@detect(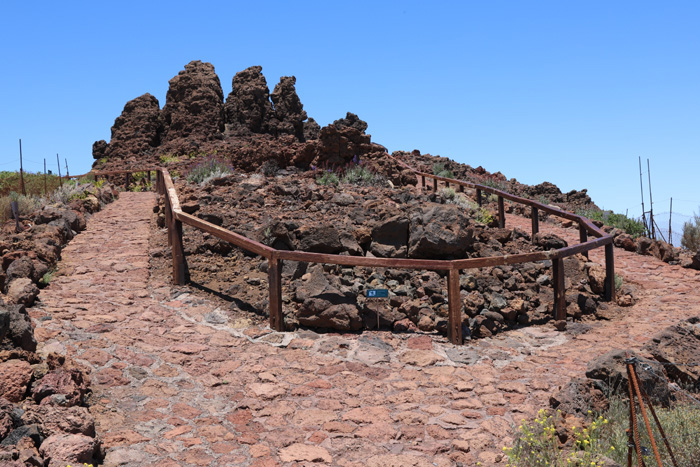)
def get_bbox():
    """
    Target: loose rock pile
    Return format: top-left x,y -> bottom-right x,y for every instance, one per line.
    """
154,169 -> 618,339
0,181 -> 118,466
